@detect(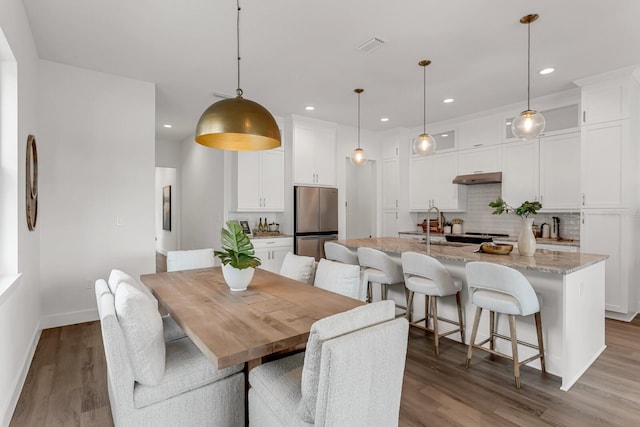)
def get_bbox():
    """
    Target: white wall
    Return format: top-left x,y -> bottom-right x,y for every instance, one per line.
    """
38,60 -> 156,328
156,138 -> 181,168
0,1 -> 42,425
180,136 -> 225,253
155,167 -> 179,254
